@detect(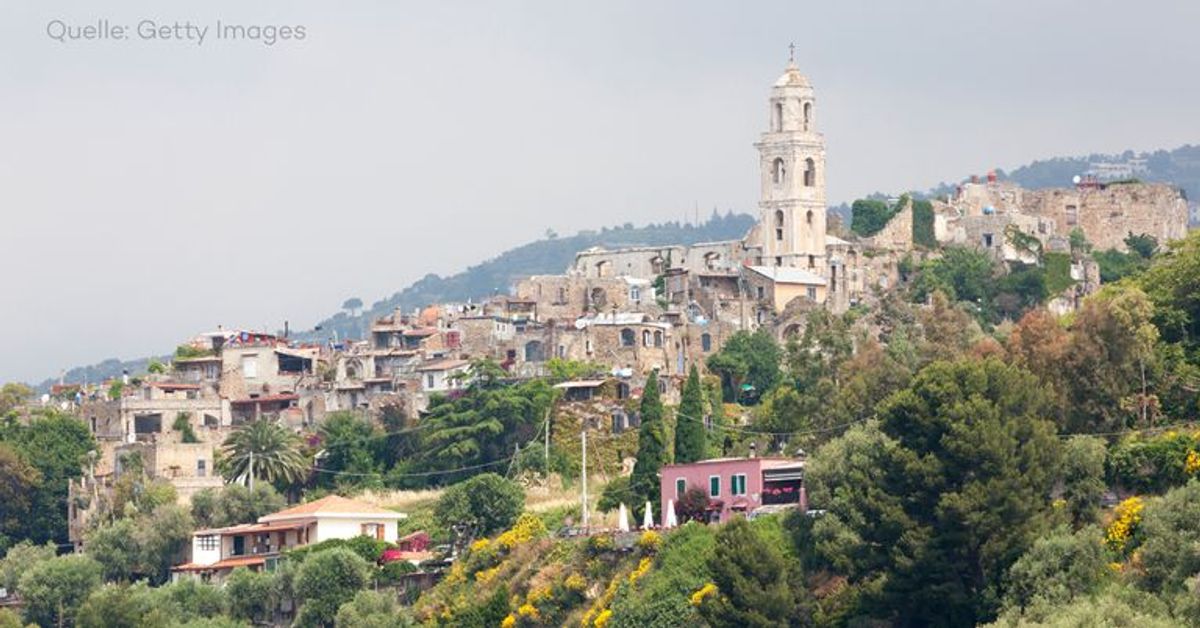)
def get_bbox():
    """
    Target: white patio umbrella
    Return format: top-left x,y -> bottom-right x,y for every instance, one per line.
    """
618,503 -> 631,532
665,499 -> 678,529
643,501 -> 654,529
